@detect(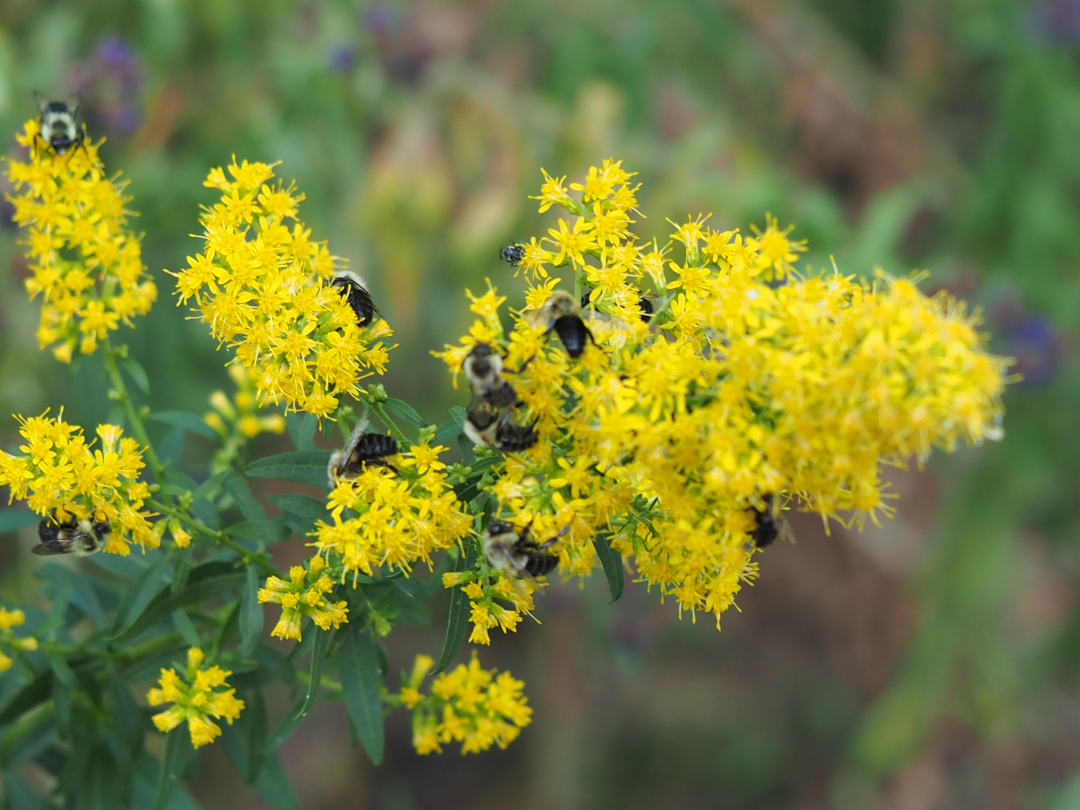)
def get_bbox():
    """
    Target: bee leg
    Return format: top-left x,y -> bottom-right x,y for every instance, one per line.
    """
538,524 -> 571,549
